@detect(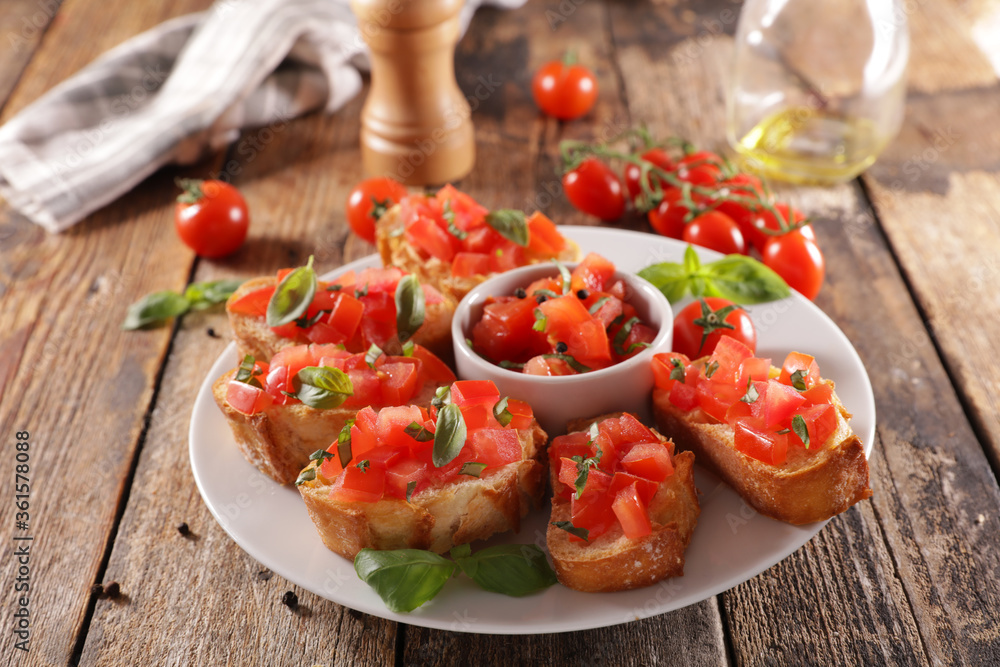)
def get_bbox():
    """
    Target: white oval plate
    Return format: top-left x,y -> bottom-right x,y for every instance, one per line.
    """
189,227 -> 875,635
